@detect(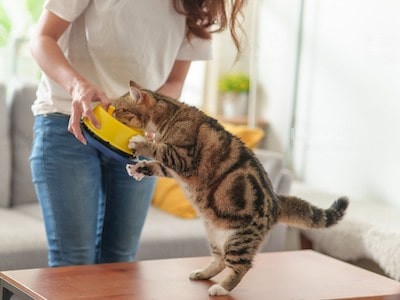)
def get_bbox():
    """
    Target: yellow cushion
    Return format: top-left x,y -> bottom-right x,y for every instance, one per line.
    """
220,122 -> 264,149
151,123 -> 264,218
152,177 -> 197,219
